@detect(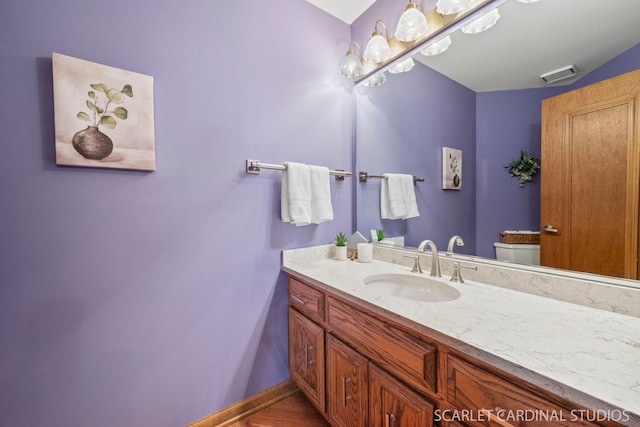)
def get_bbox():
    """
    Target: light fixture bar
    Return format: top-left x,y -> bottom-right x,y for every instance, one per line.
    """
354,0 -> 509,86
